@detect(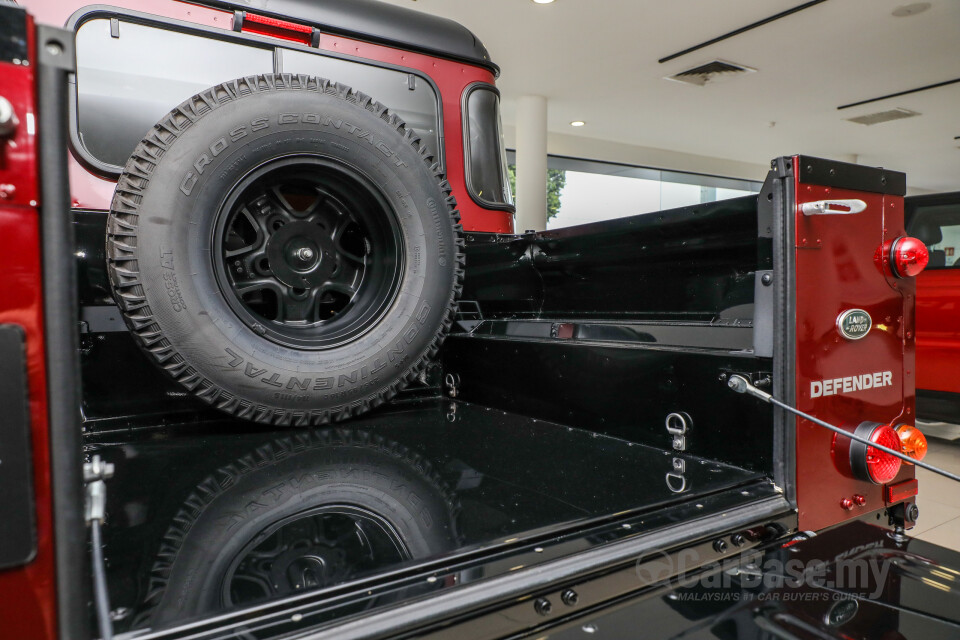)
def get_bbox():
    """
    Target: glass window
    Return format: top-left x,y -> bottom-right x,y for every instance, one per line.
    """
281,50 -> 442,163
75,18 -> 274,168
907,199 -> 960,269
505,152 -> 762,230
464,86 -> 513,208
